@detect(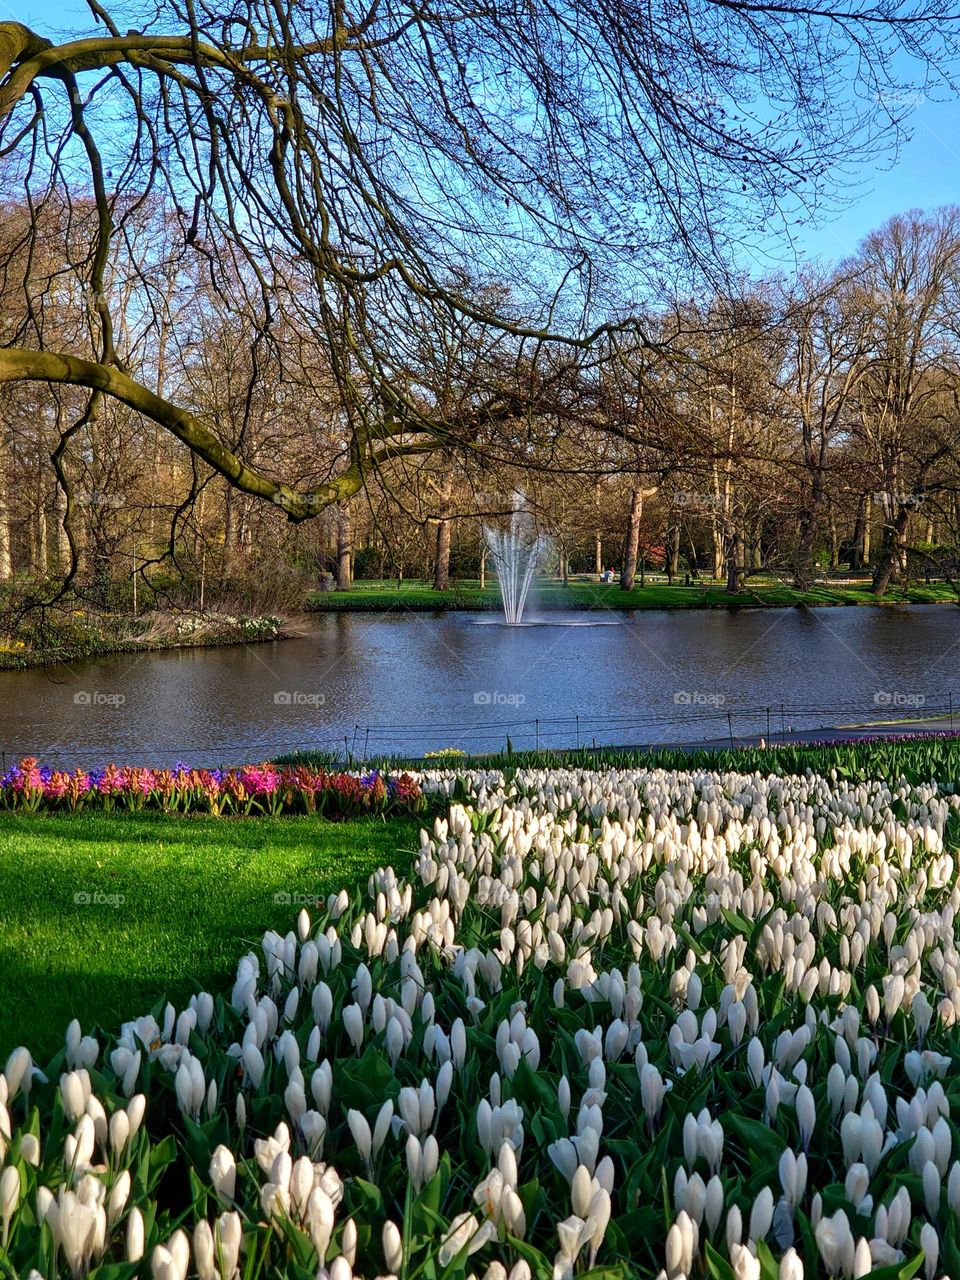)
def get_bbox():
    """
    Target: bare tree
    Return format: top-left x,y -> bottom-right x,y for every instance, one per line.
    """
1,0 -> 958,577
845,211 -> 960,593
777,272 -> 870,589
